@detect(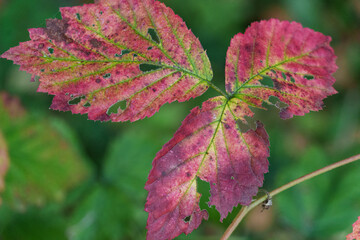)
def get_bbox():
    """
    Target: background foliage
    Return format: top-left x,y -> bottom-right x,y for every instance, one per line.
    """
0,0 -> 359,239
